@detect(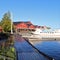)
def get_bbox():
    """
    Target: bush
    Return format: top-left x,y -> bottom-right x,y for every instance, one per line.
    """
0,32 -> 10,40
